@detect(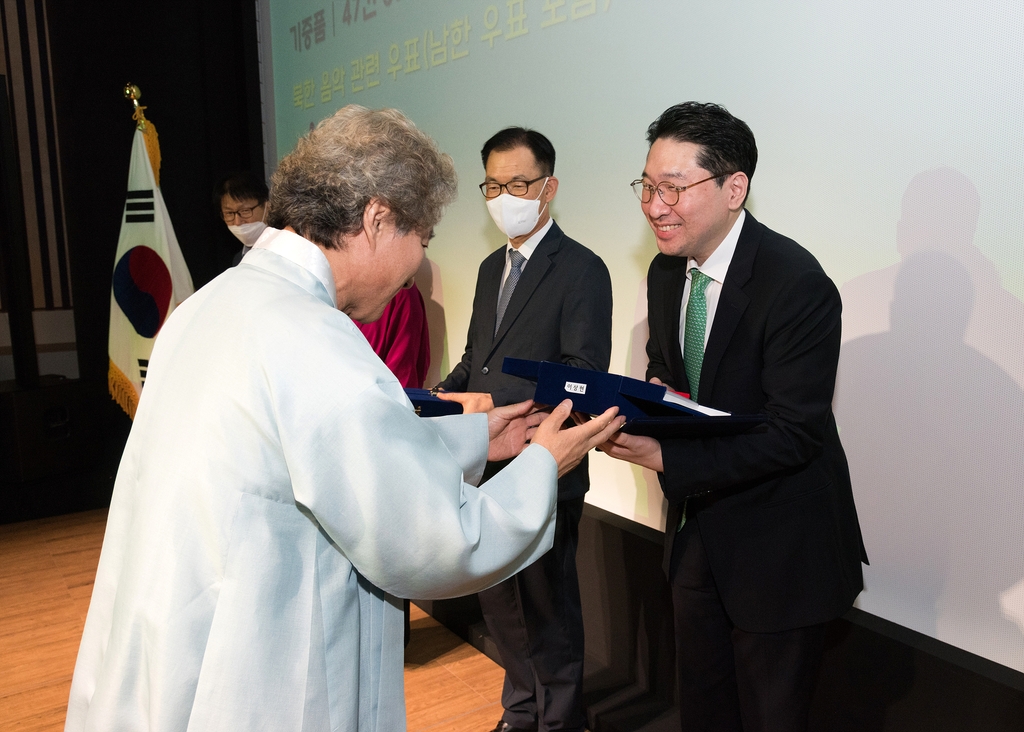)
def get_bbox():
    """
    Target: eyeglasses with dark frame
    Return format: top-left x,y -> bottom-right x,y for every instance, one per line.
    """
479,175 -> 547,199
630,172 -> 735,206
221,206 -> 260,223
